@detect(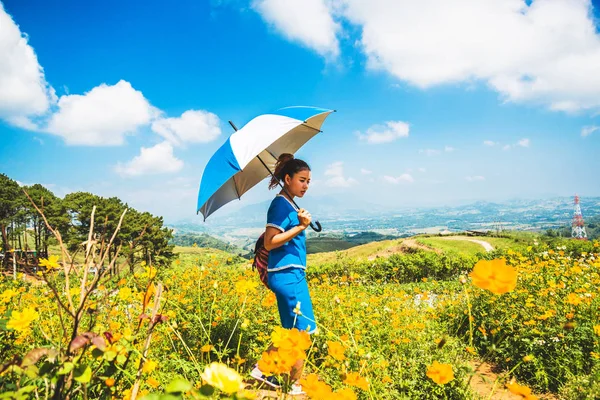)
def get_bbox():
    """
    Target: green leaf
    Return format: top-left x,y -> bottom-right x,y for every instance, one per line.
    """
57,362 -> 74,375
165,377 -> 192,394
140,395 -> 180,400
103,350 -> 117,362
74,364 -> 92,383
24,365 -> 39,379
199,384 -> 215,396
